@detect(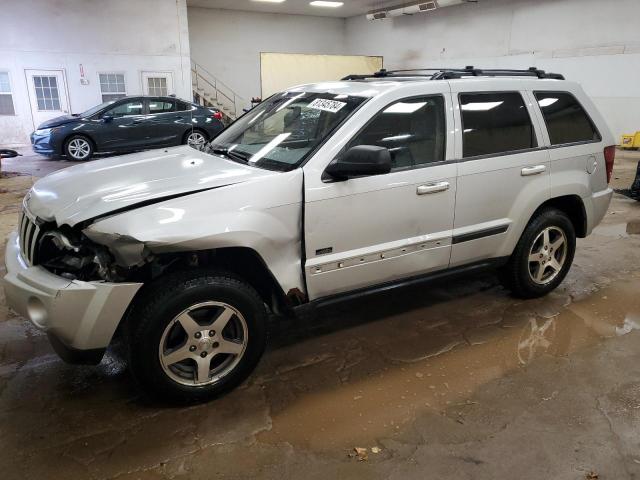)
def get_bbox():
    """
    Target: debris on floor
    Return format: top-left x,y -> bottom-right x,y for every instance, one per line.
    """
348,447 -> 368,461
585,471 -> 599,479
